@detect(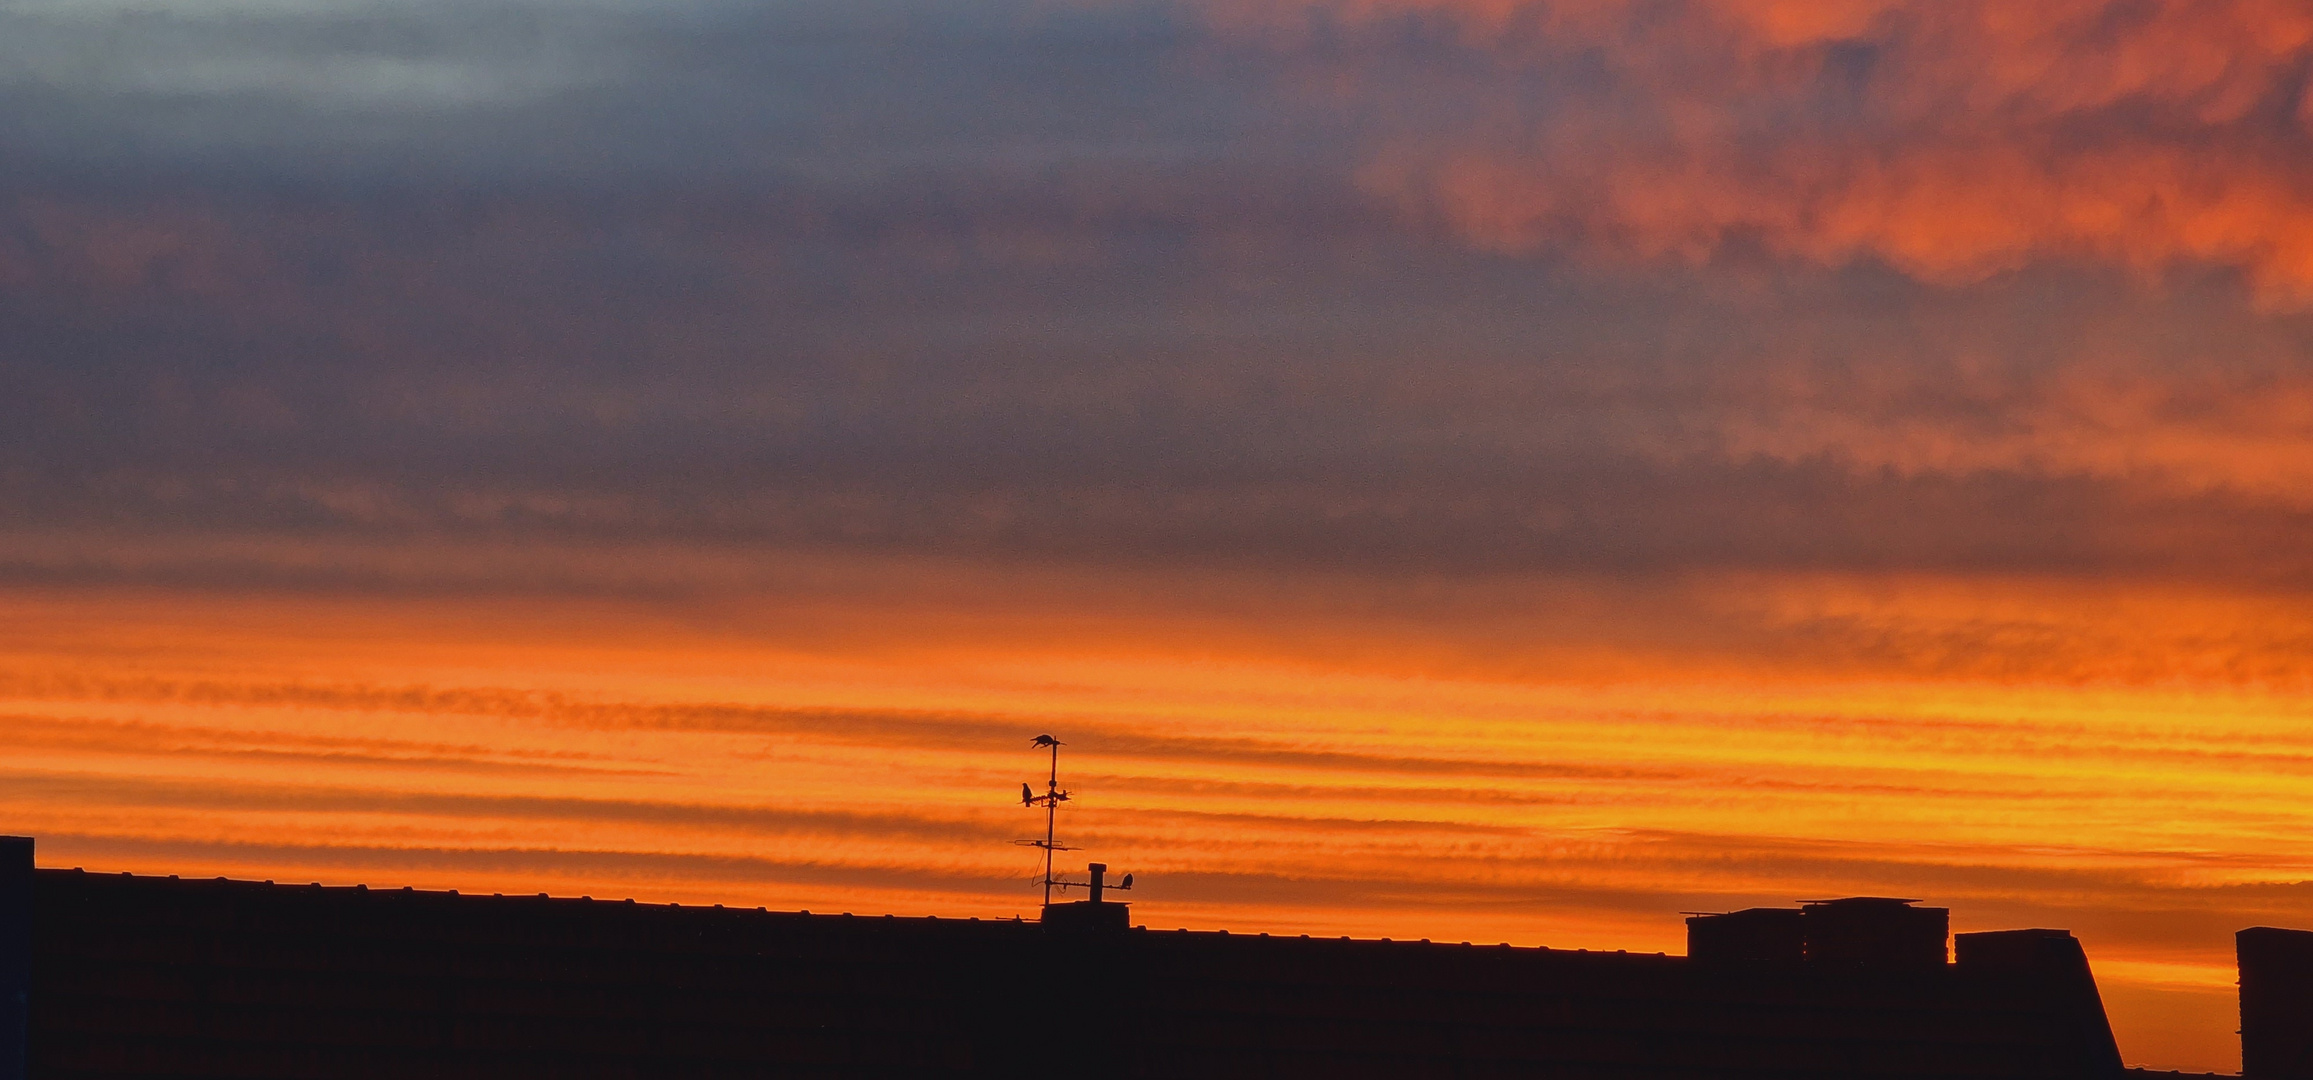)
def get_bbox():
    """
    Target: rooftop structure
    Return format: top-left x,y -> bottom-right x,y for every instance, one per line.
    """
0,835 -> 2177,1079
2241,926 -> 2313,1080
